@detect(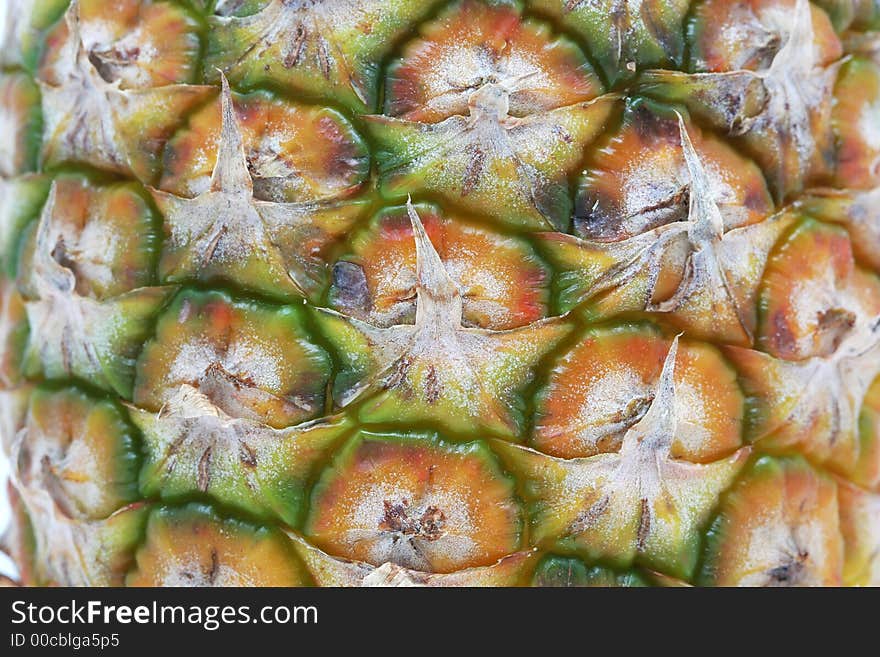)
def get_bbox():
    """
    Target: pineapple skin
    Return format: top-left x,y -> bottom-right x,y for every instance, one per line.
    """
0,0 -> 879,587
